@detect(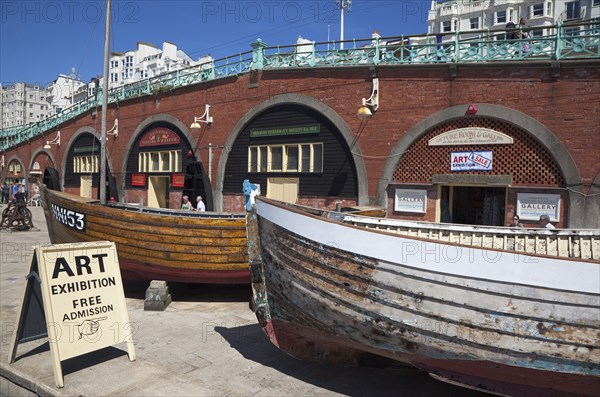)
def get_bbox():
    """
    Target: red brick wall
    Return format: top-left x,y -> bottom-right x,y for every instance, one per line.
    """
4,62 -> 599,207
